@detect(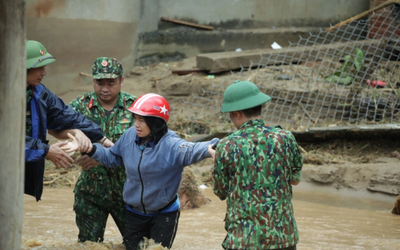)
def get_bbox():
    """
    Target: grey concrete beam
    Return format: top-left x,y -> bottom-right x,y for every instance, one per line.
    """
196,39 -> 382,73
